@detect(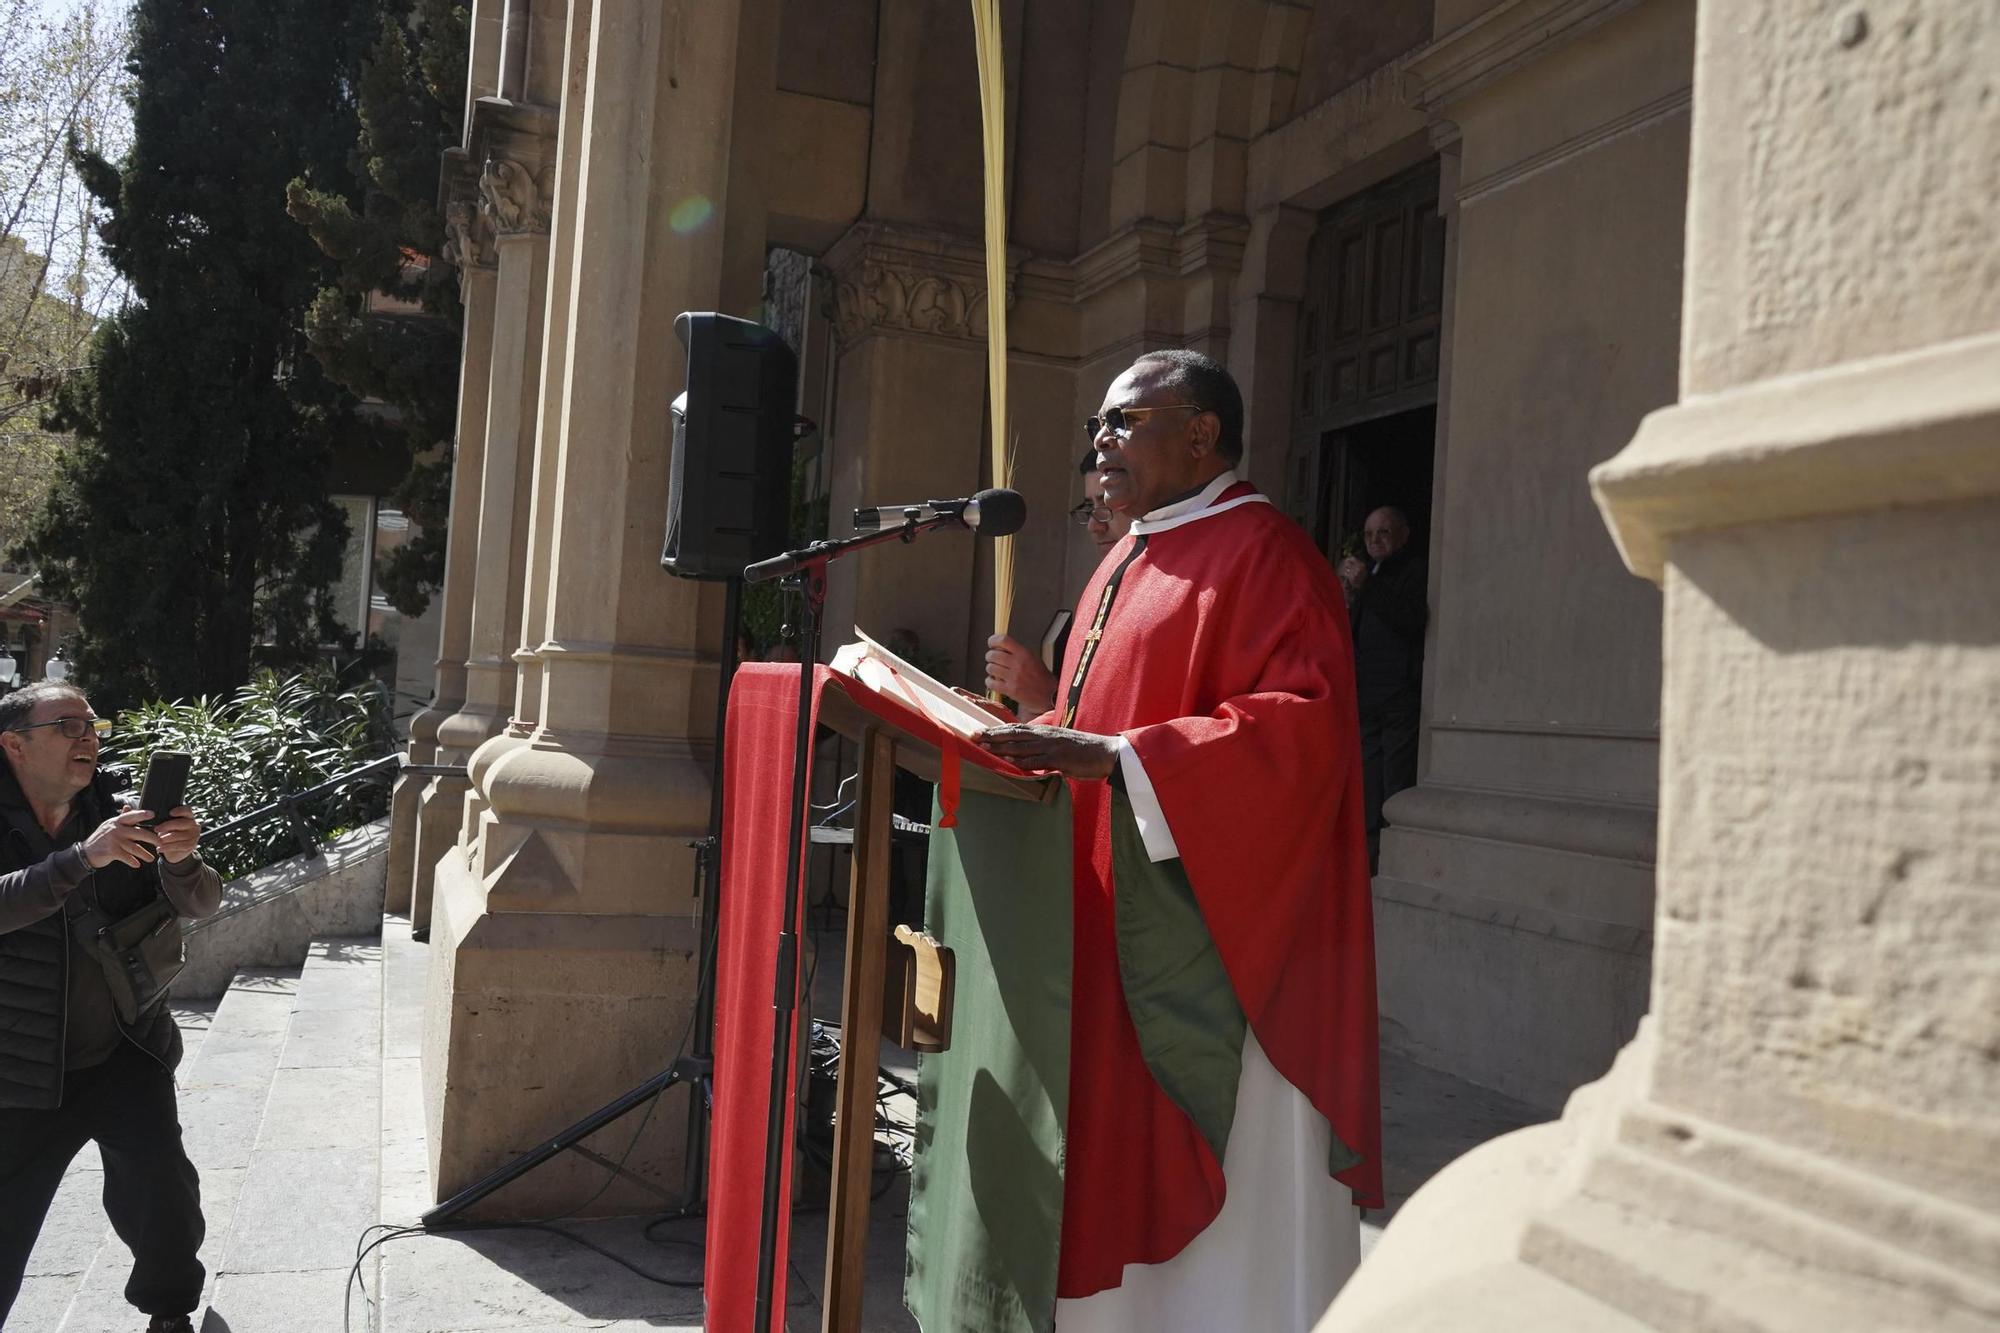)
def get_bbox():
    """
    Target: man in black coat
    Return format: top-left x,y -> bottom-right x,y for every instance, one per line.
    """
1340,506 -> 1428,870
0,682 -> 221,1333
